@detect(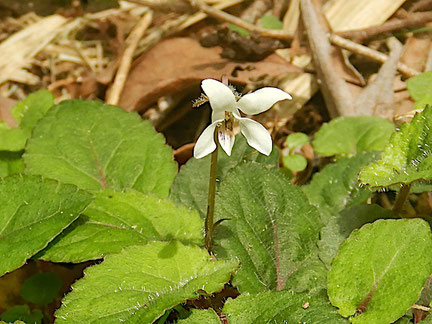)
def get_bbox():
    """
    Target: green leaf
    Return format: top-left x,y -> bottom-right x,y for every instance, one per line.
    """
178,309 -> 220,323
328,219 -> 432,323
24,100 -> 176,196
214,163 -> 323,293
285,132 -> 309,151
313,116 -> 394,157
282,154 -> 307,172
170,136 -> 279,218
37,189 -> 203,262
0,90 -> 55,152
0,175 -> 92,277
11,90 -> 54,130
318,204 -> 396,268
20,272 -> 62,306
0,305 -> 42,324
407,71 -> 432,101
0,151 -> 24,177
223,289 -> 347,323
227,24 -> 250,37
258,15 -> 283,30
303,152 -> 378,223
55,241 -> 237,324
0,123 -> 27,152
359,106 -> 432,188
